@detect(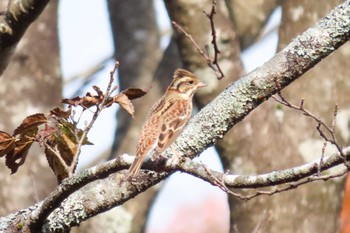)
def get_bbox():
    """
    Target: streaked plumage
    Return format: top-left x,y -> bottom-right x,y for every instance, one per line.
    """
126,68 -> 206,178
